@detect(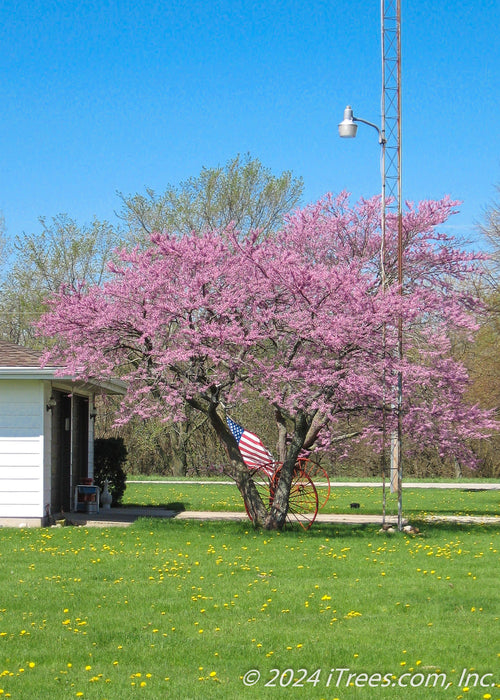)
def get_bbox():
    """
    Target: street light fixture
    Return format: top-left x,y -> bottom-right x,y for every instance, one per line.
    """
338,106 -> 386,145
